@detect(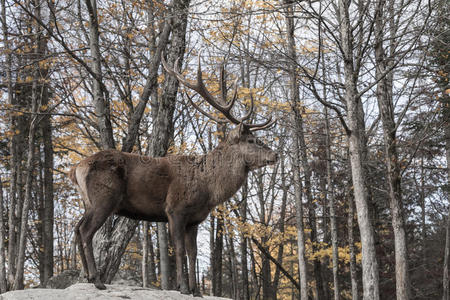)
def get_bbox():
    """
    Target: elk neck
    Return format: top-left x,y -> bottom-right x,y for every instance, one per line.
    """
202,143 -> 249,207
